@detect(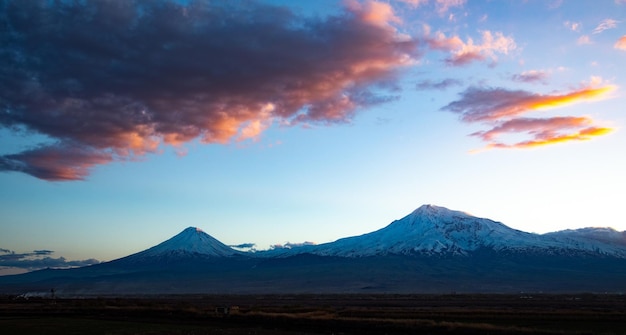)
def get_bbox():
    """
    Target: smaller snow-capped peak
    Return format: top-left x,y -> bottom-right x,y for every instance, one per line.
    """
129,227 -> 241,259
